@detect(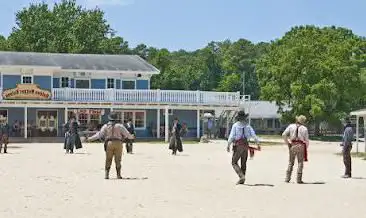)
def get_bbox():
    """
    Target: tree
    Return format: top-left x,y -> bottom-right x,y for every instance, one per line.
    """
256,26 -> 364,134
7,0 -> 112,53
0,35 -> 8,50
